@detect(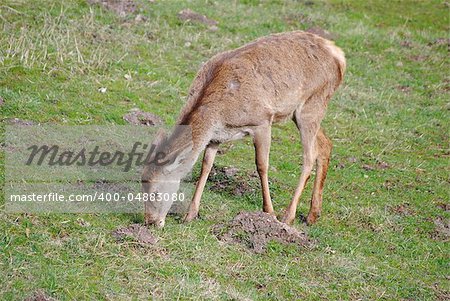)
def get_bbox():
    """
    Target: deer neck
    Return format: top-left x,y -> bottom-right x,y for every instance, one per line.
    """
164,118 -> 214,180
